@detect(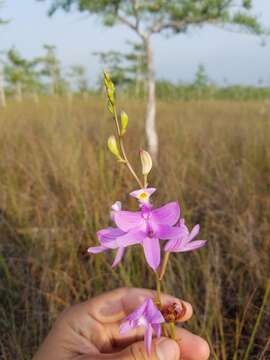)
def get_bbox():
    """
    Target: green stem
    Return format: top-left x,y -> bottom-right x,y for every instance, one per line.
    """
119,137 -> 144,188
169,322 -> 176,340
112,105 -> 143,188
162,323 -> 169,337
155,272 -> 161,307
159,252 -> 170,280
